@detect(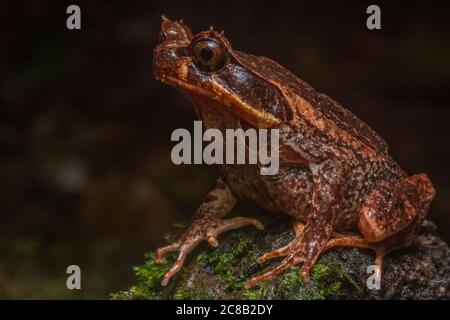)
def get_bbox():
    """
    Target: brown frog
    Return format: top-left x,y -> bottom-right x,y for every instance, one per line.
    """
152,17 -> 436,289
